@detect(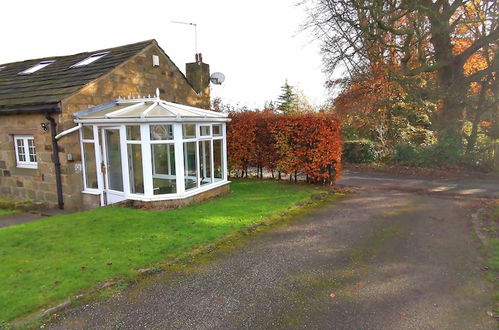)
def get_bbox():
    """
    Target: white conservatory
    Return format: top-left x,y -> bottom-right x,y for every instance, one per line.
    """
74,94 -> 230,206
